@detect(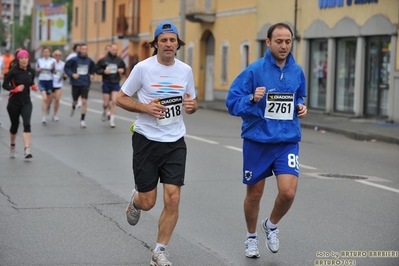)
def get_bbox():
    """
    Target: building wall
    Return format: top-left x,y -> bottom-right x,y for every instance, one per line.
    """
67,0 -> 399,122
